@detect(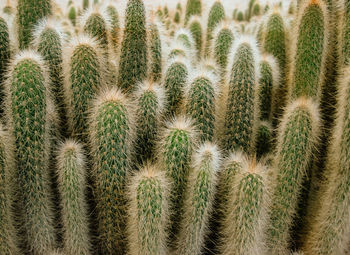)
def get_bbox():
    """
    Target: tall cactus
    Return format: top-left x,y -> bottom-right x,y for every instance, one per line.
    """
184,0 -> 202,25
184,68 -> 218,142
118,0 -> 147,93
188,16 -> 203,59
63,35 -> 104,141
304,67 -> 350,255
220,157 -> 269,255
149,22 -> 163,82
176,143 -> 221,255
288,0 -> 329,101
106,5 -> 120,54
89,88 -> 133,254
57,140 -> 91,255
0,15 -> 10,115
267,98 -> 320,254
205,1 -> 225,56
17,0 -> 52,49
5,51 -> 56,254
127,165 -> 169,255
158,116 -> 196,243
223,35 -> 260,154
134,81 -> 165,164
